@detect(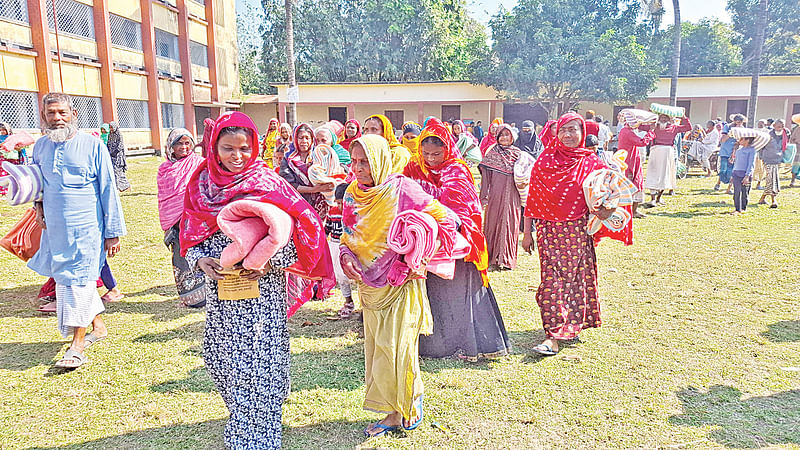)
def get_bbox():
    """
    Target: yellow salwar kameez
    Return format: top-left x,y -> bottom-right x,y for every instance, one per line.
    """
340,135 -> 457,422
